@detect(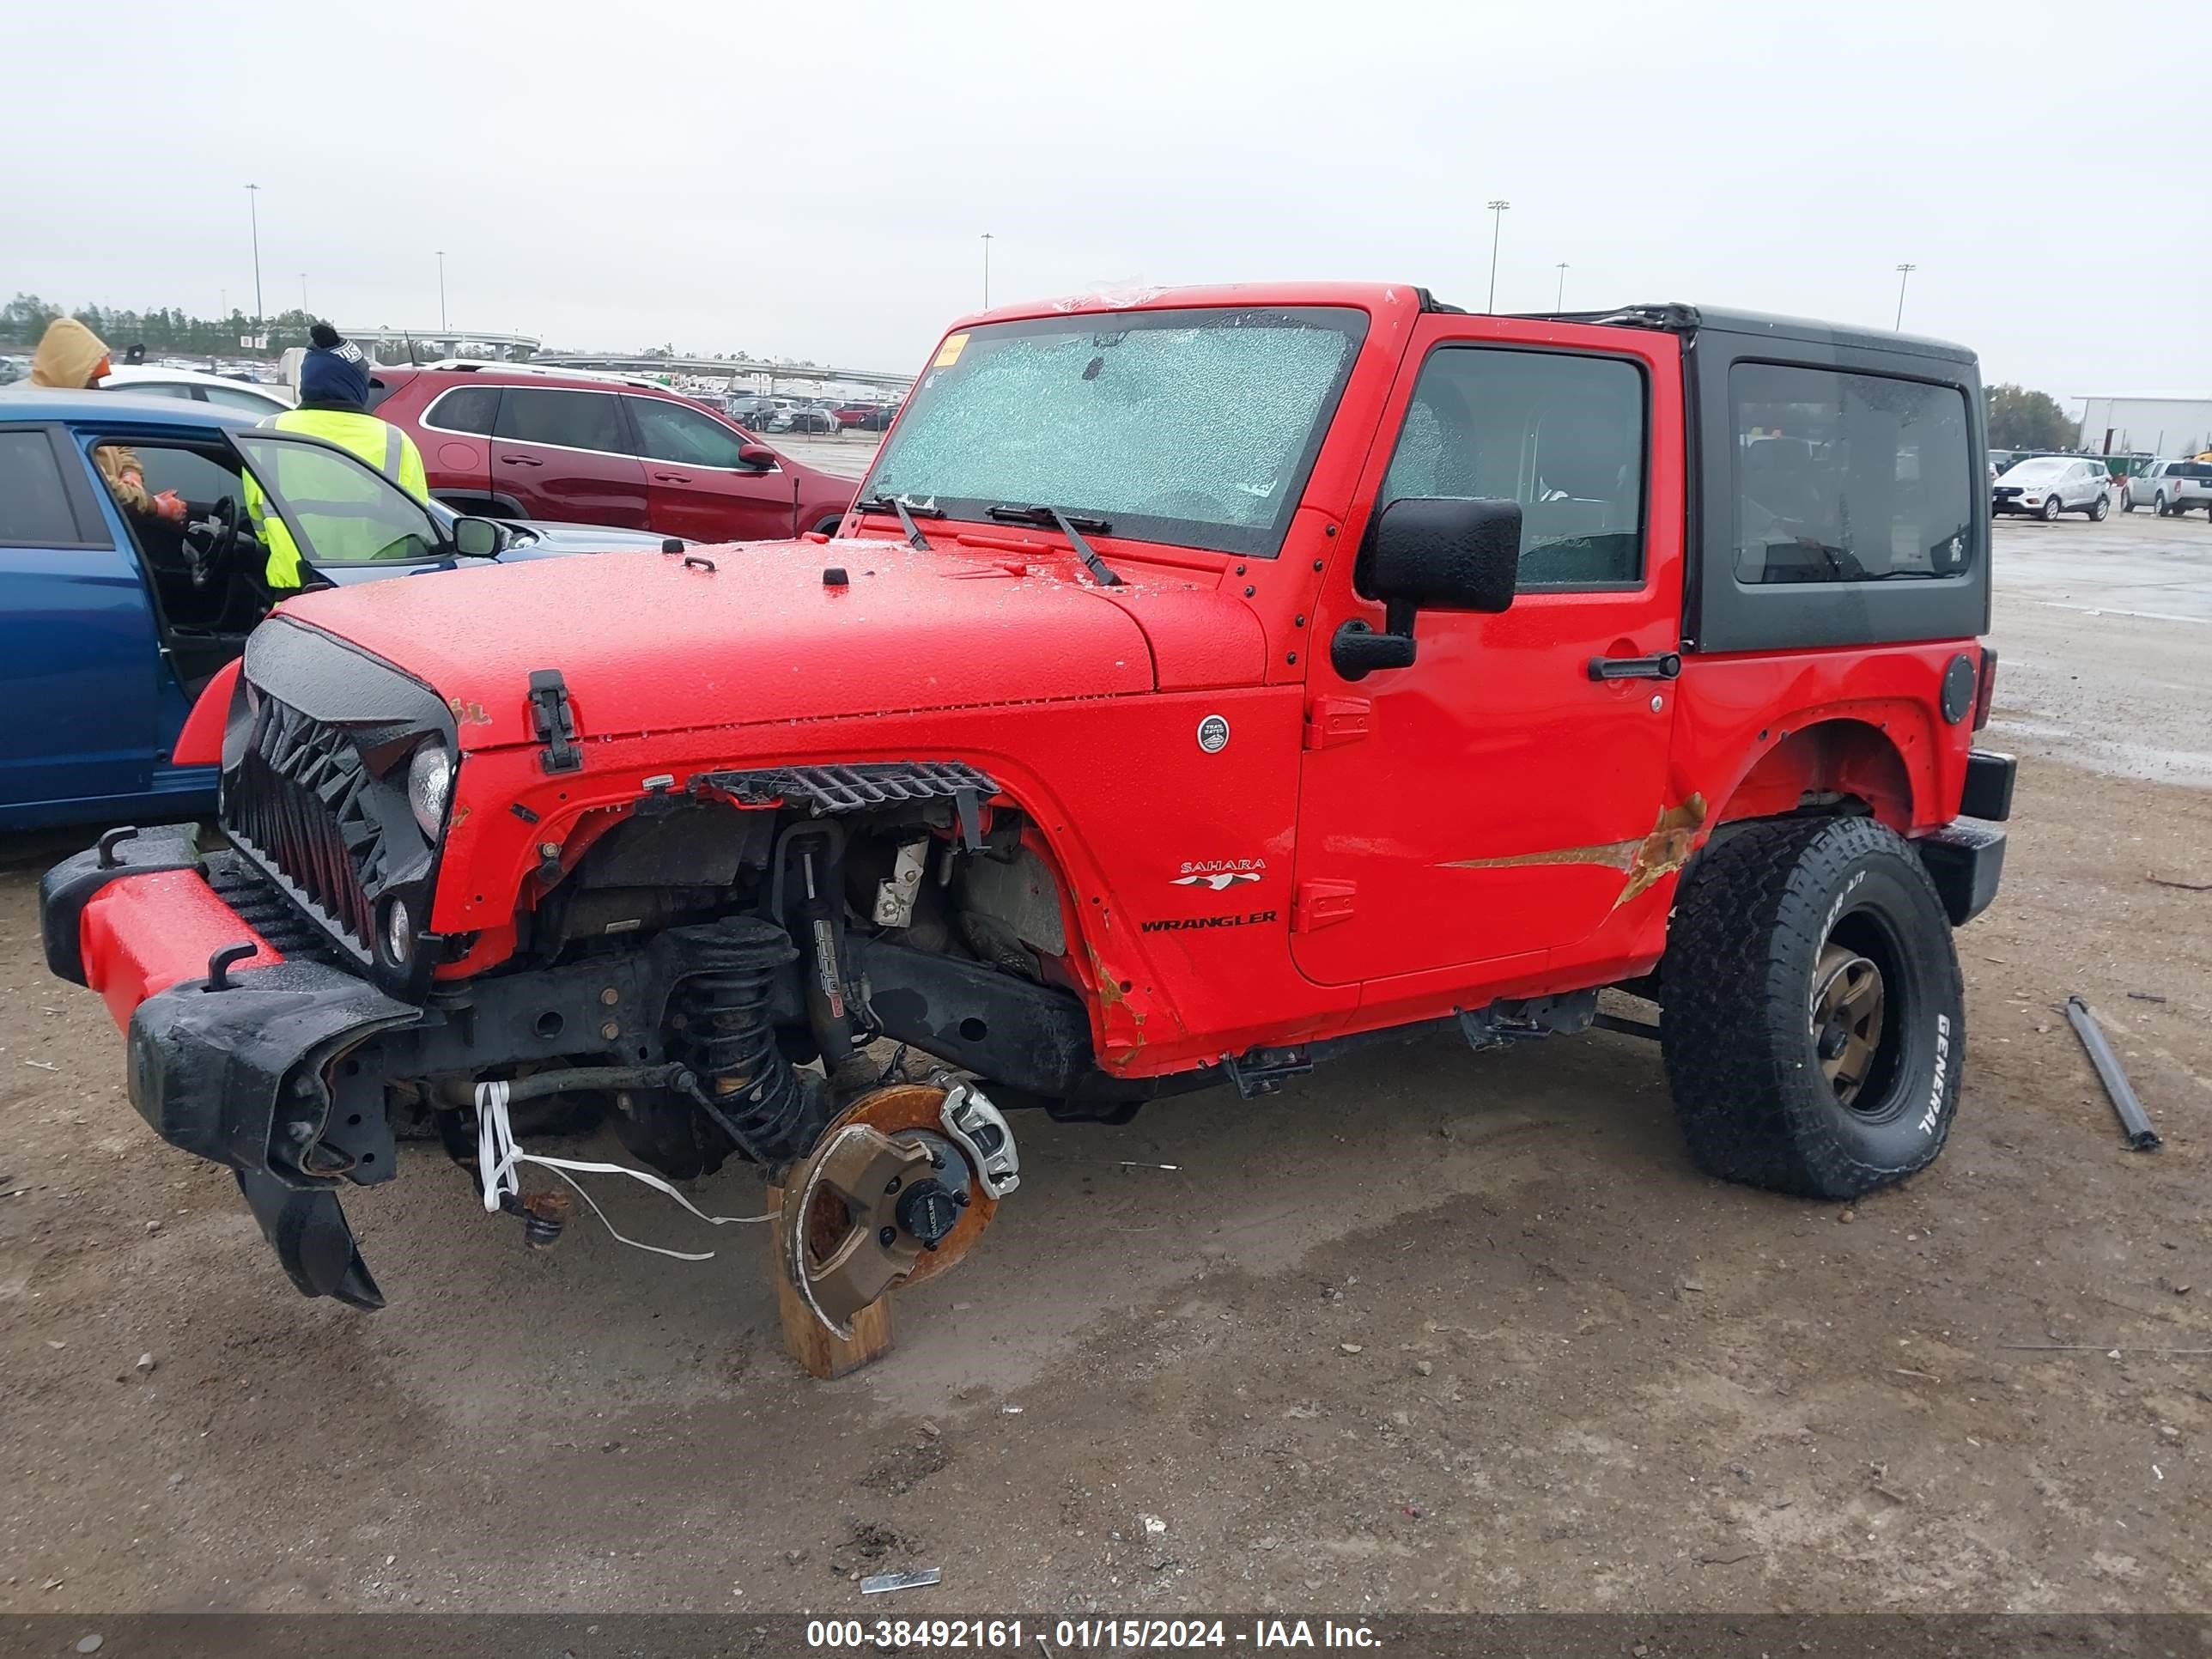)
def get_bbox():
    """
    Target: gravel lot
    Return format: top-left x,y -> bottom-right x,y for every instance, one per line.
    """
3,514 -> 2209,1616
